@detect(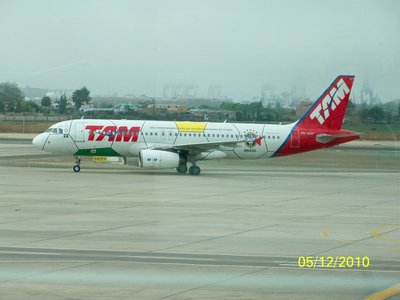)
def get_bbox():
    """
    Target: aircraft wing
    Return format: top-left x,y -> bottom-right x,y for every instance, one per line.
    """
152,139 -> 246,154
